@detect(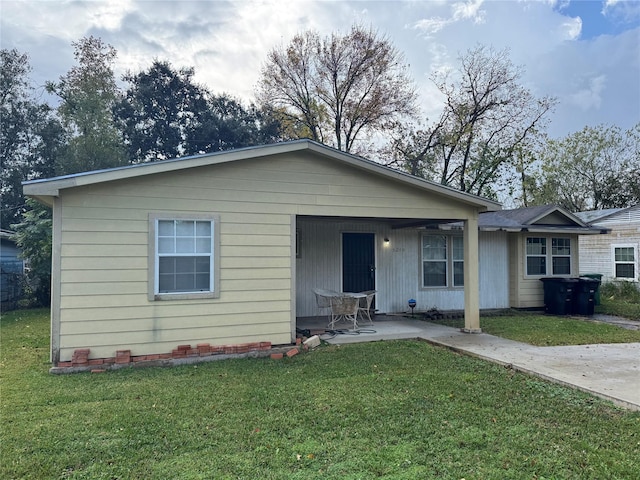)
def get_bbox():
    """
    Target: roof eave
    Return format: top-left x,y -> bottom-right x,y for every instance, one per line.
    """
306,142 -> 501,211
475,225 -> 610,234
524,226 -> 610,235
23,141 -> 313,198
22,139 -> 502,211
